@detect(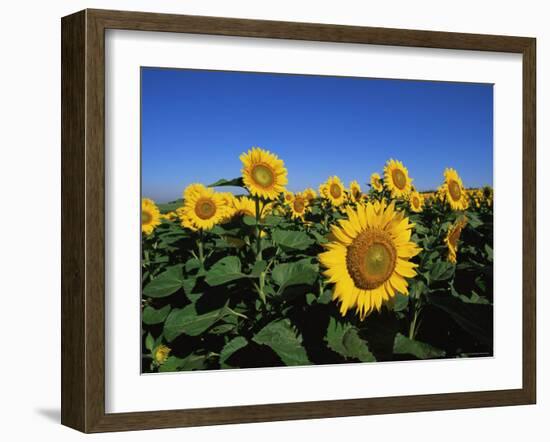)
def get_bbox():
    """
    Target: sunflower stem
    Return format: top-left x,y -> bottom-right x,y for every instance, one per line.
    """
197,230 -> 205,264
254,196 -> 263,261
